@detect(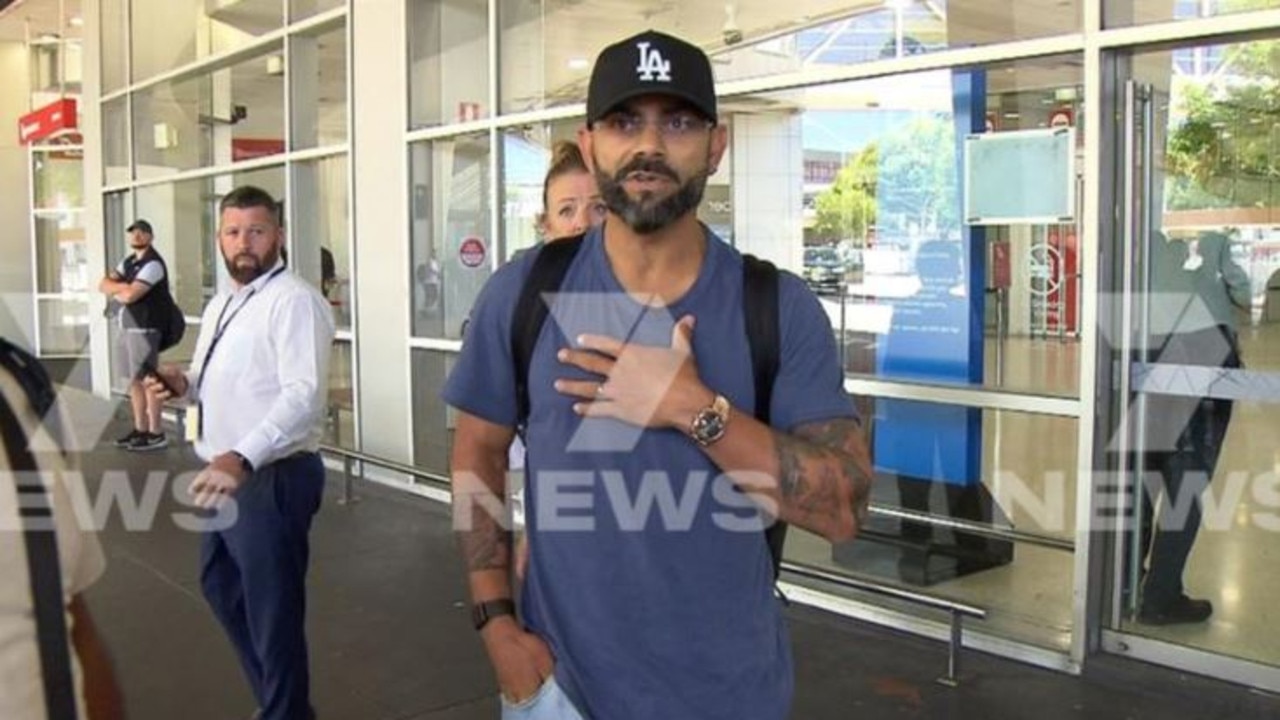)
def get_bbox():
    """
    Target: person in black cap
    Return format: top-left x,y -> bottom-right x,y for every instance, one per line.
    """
444,29 -> 871,720
98,219 -> 172,451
